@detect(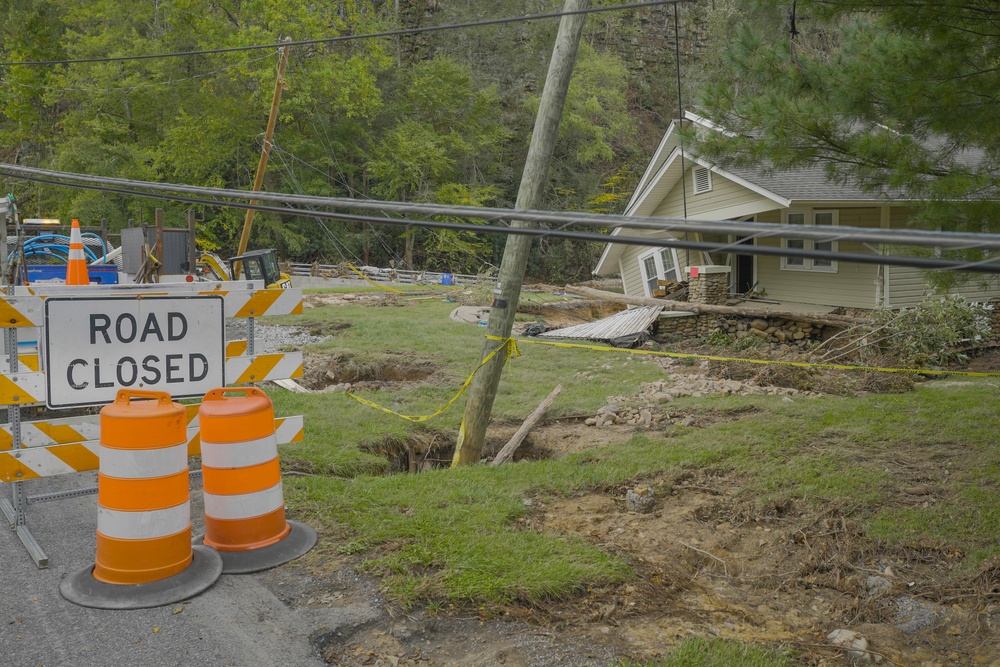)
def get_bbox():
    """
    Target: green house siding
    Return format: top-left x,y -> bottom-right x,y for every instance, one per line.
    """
610,160 -> 1000,309
753,208 -> 880,309
650,172 -> 772,219
888,266 -> 1000,307
885,208 -> 1000,306
618,231 -> 697,296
